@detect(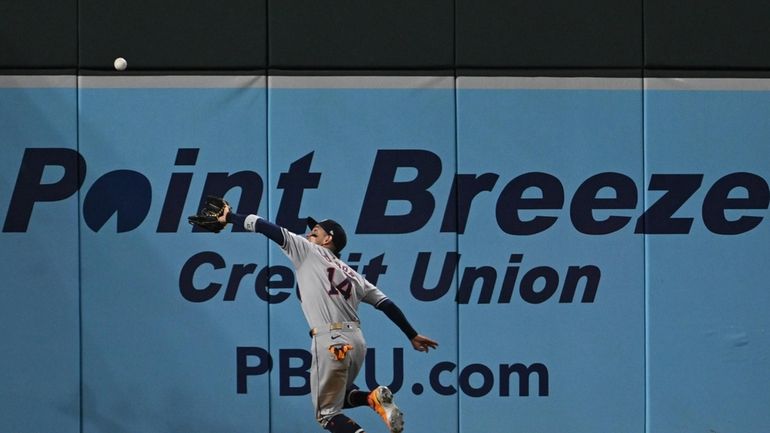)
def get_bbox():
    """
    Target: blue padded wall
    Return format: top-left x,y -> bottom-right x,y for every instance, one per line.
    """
456,77 -> 644,432
76,76 -> 269,433
644,78 -> 770,433
0,77 -> 80,433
